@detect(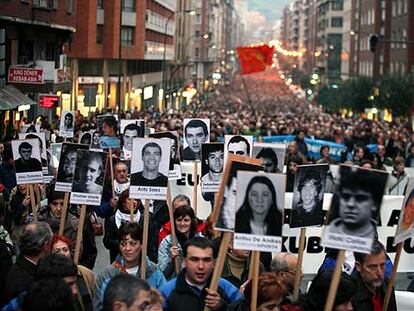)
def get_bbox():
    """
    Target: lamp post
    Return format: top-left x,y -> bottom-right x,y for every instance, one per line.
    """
161,9 -> 195,110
